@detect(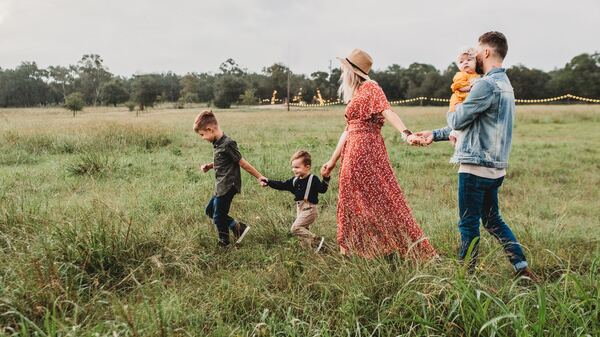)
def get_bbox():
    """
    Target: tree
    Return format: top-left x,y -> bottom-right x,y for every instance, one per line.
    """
213,74 -> 246,108
507,65 -> 551,99
219,58 -> 246,76
311,71 -> 329,92
0,62 -> 49,107
263,63 -> 290,98
159,72 -> 182,102
239,88 -> 258,105
65,92 -> 85,117
245,73 -> 270,101
547,53 -> 600,97
327,68 -> 341,100
131,74 -> 162,110
48,65 -> 76,102
196,73 -> 215,103
100,78 -> 129,106
76,54 -> 112,106
371,64 -> 408,101
180,73 -> 201,102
